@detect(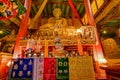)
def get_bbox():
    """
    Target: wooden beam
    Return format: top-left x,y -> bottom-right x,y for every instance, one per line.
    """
32,1 -> 84,6
9,17 -> 20,26
29,0 -> 48,29
95,0 -> 120,23
94,0 -> 109,18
